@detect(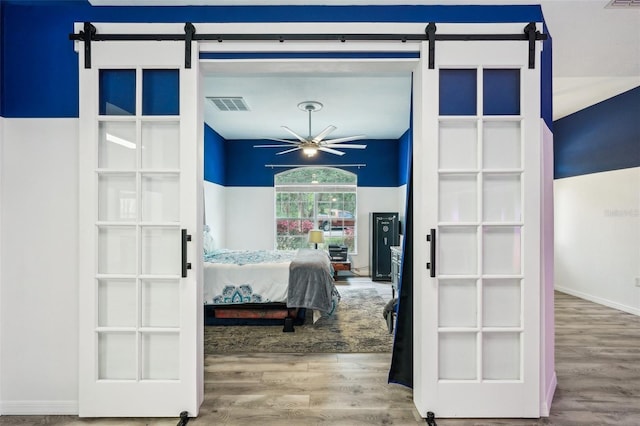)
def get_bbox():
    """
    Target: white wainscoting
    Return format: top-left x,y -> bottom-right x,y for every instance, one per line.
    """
1,118 -> 79,413
554,166 -> 640,316
204,180 -> 226,250
218,186 -> 405,274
